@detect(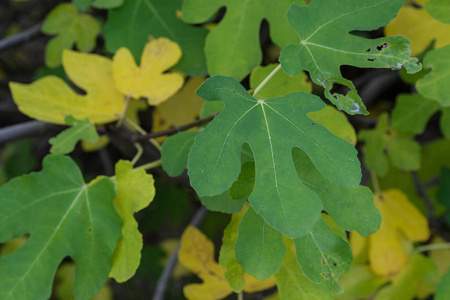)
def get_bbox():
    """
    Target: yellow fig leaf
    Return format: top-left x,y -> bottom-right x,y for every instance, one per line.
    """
369,189 -> 429,277
152,77 -> 206,137
385,0 -> 450,56
9,50 -> 125,125
113,38 -> 184,105
109,160 -> 155,282
179,226 -> 275,300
